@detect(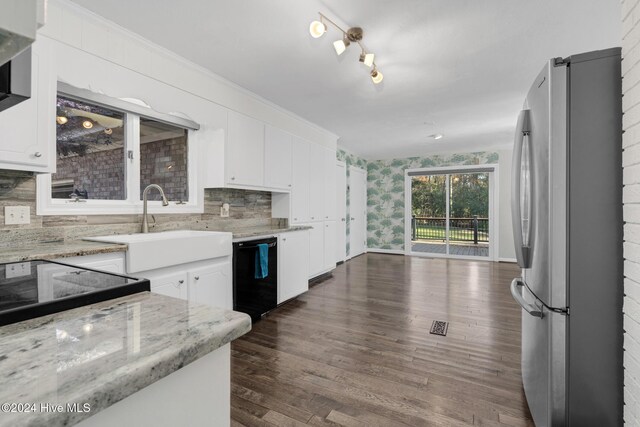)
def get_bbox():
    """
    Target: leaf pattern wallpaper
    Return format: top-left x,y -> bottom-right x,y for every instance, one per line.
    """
336,148 -> 368,257
366,152 -> 499,251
